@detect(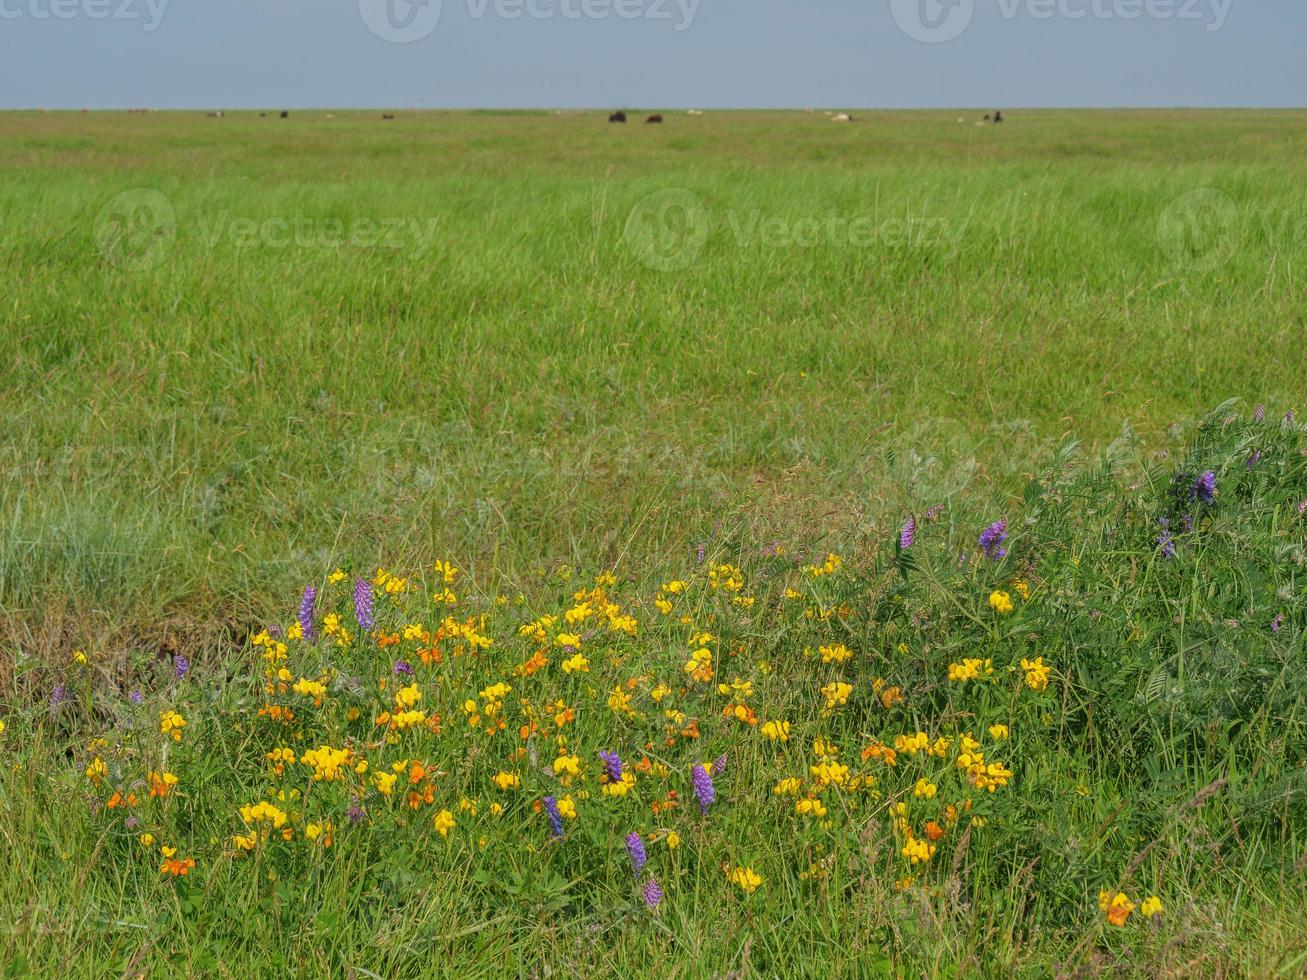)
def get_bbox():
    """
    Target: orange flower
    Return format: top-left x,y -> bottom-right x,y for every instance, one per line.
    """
925,821 -> 945,841
161,856 -> 196,877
